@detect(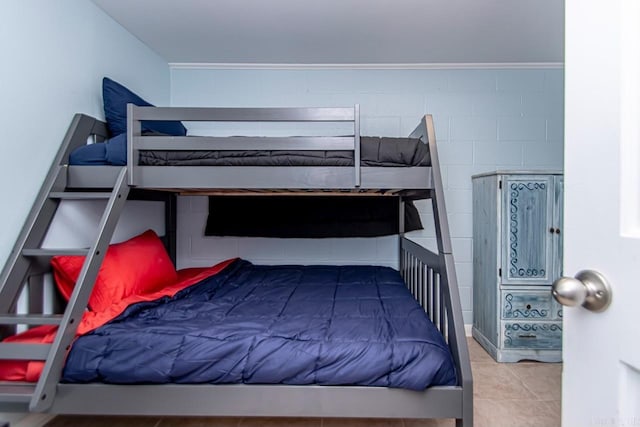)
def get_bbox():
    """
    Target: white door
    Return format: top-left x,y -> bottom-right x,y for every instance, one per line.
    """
562,0 -> 640,425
